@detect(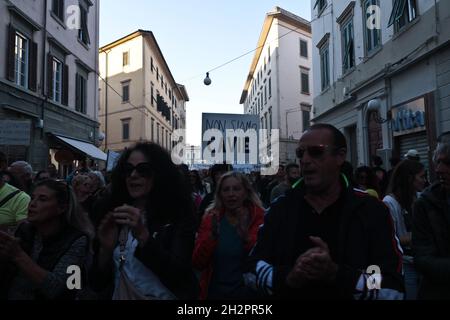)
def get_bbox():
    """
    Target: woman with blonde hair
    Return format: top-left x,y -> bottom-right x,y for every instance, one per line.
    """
193,171 -> 264,300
